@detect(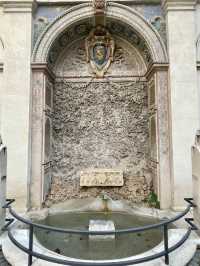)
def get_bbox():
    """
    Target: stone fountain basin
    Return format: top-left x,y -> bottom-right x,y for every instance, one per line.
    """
2,228 -> 199,266
1,198 -> 200,265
